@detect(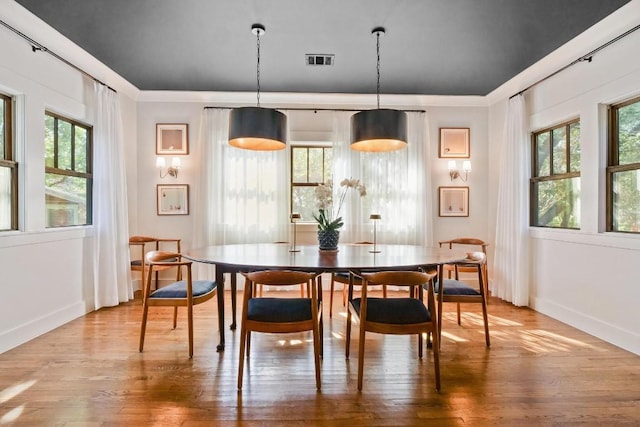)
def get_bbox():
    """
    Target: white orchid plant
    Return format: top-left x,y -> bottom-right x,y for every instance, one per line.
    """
313,178 -> 367,231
